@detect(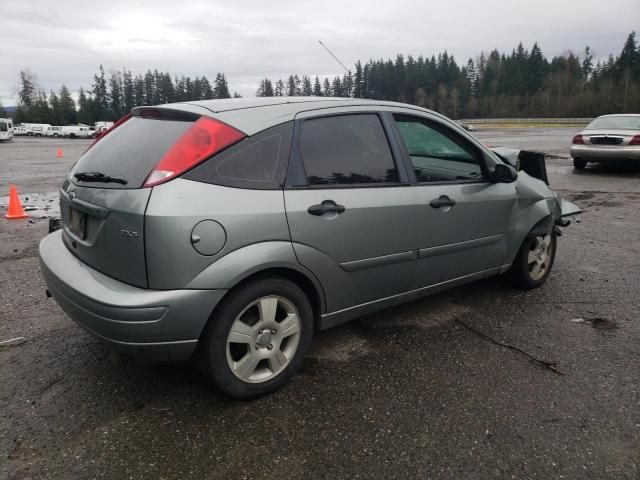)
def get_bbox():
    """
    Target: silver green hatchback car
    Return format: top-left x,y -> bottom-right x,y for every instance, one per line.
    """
39,97 -> 580,398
